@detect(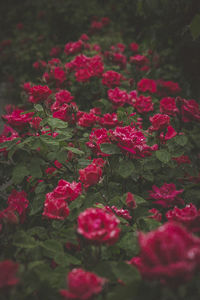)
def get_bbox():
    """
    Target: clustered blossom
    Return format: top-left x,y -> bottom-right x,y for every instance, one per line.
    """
0,125 -> 19,154
79,159 -> 104,189
42,180 -> 82,220
98,113 -> 122,128
51,89 -> 74,111
133,95 -> 154,114
64,40 -> 83,56
60,268 -> 106,300
181,99 -> 200,123
43,66 -> 66,87
109,125 -> 158,158
159,97 -> 178,116
86,128 -> 110,156
28,85 -> 52,103
77,207 -> 120,245
2,108 -> 34,130
107,87 -> 129,107
149,113 -> 177,142
148,183 -> 184,208
102,70 -> 123,88
66,54 -> 104,82
137,78 -> 157,94
129,222 -> 200,285
0,190 -> 29,226
166,204 -> 200,232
